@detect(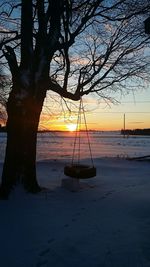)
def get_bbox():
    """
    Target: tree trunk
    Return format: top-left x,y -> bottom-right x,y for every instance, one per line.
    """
0,89 -> 45,199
